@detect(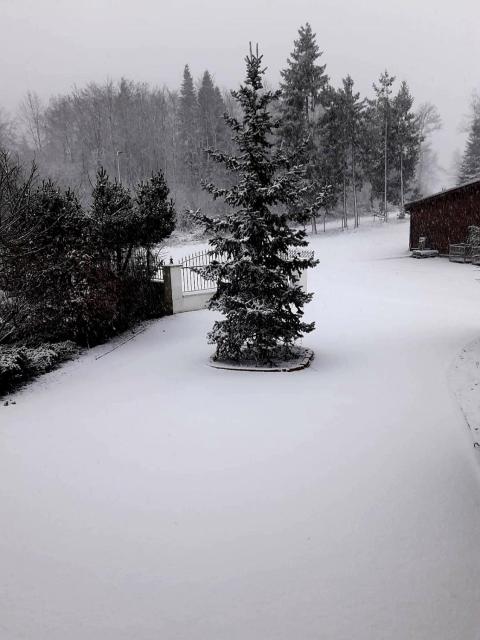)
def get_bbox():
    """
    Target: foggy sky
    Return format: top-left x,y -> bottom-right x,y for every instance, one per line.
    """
1,0 -> 479,180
